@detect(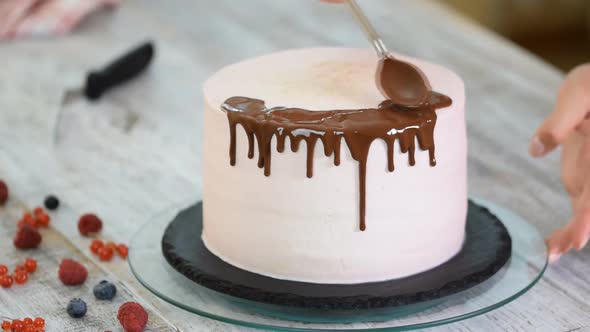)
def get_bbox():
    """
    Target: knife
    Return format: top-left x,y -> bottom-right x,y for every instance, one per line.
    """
54,41 -> 155,143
